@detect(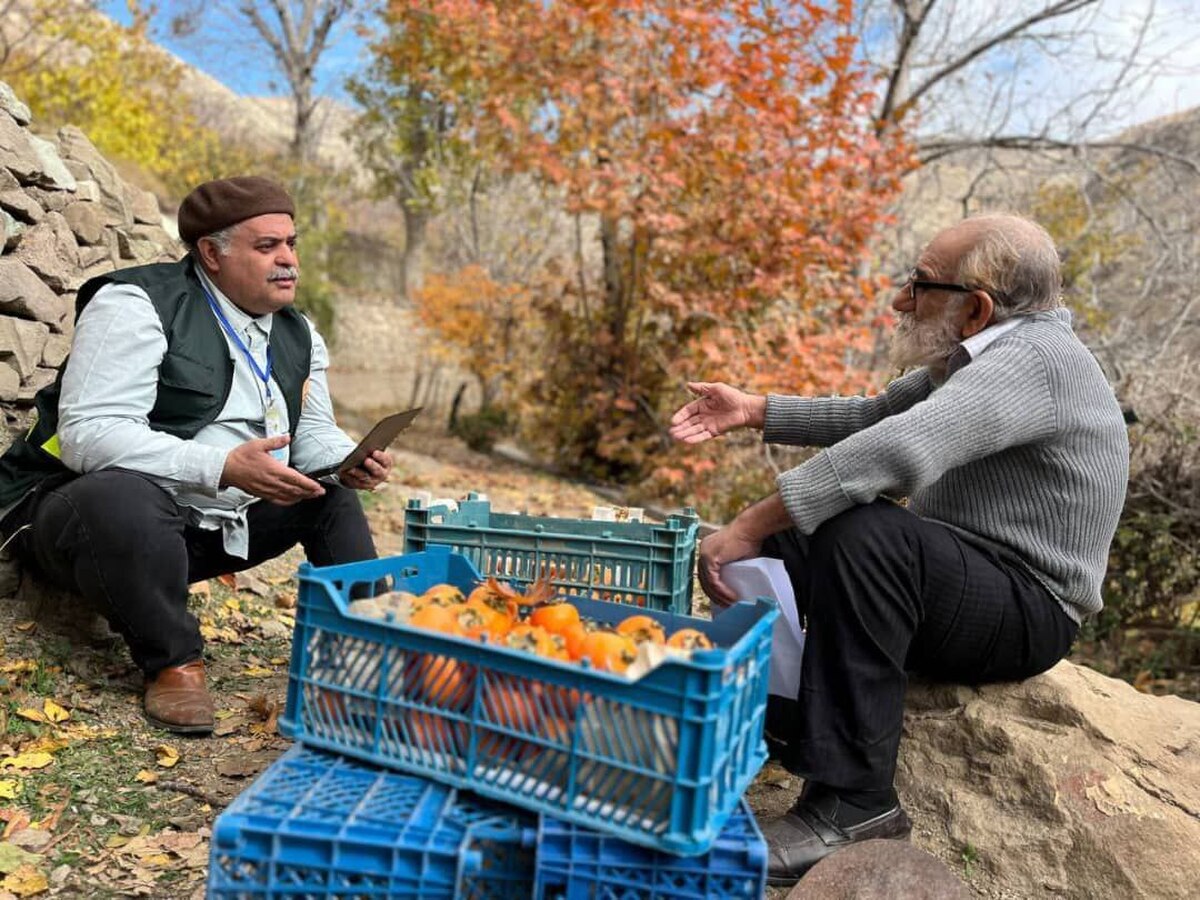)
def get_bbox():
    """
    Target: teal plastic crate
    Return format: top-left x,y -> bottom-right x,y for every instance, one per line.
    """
535,799 -> 766,899
207,744 -> 534,899
280,546 -> 777,856
403,494 -> 699,614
